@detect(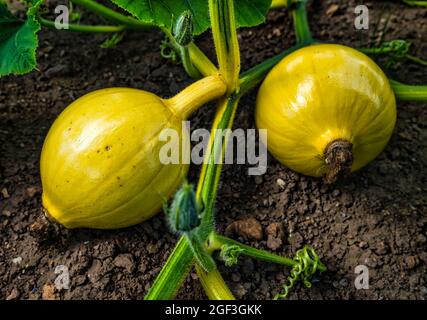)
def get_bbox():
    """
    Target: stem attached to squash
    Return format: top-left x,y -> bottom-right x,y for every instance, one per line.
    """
323,139 -> 353,184
164,75 -> 227,119
209,0 -> 241,93
390,80 -> 427,101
